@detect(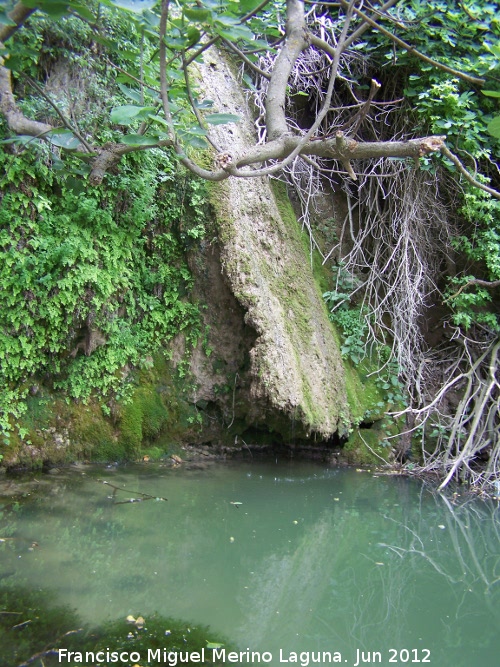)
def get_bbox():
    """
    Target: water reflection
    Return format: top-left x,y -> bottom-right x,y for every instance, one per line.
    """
0,464 -> 499,667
